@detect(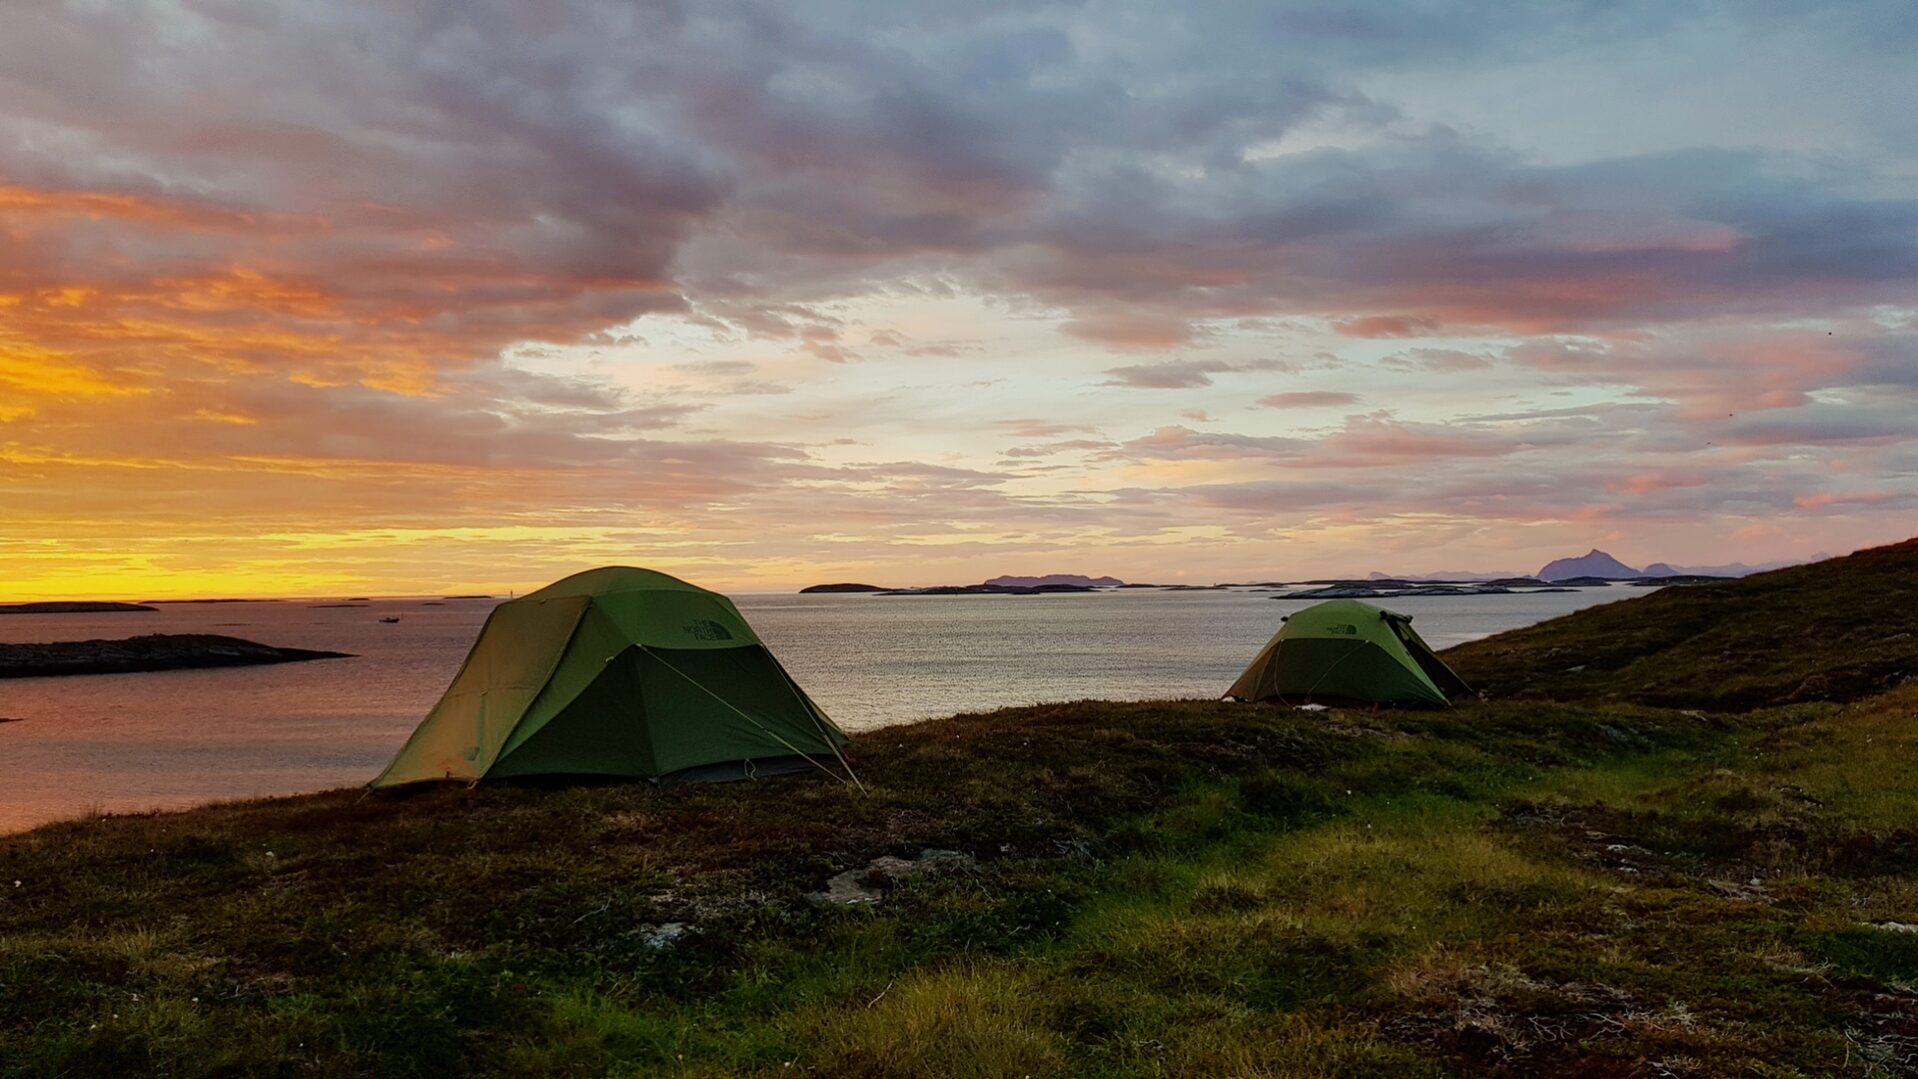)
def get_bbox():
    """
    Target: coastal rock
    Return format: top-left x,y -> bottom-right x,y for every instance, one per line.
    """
798,582 -> 887,593
1278,585 -> 1386,599
0,634 -> 353,679
1277,583 -> 1516,600
141,598 -> 278,605
983,574 -> 1123,588
876,583 -> 1094,596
